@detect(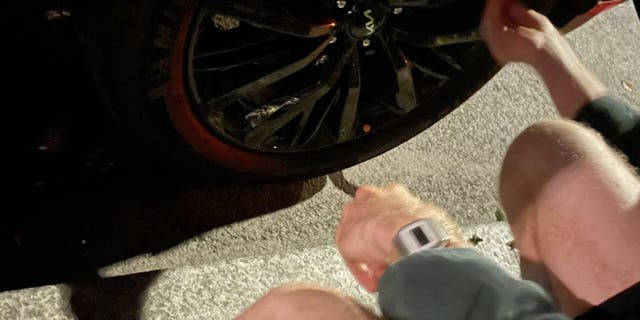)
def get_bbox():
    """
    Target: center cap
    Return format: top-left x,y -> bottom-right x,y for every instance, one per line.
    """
347,4 -> 388,39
